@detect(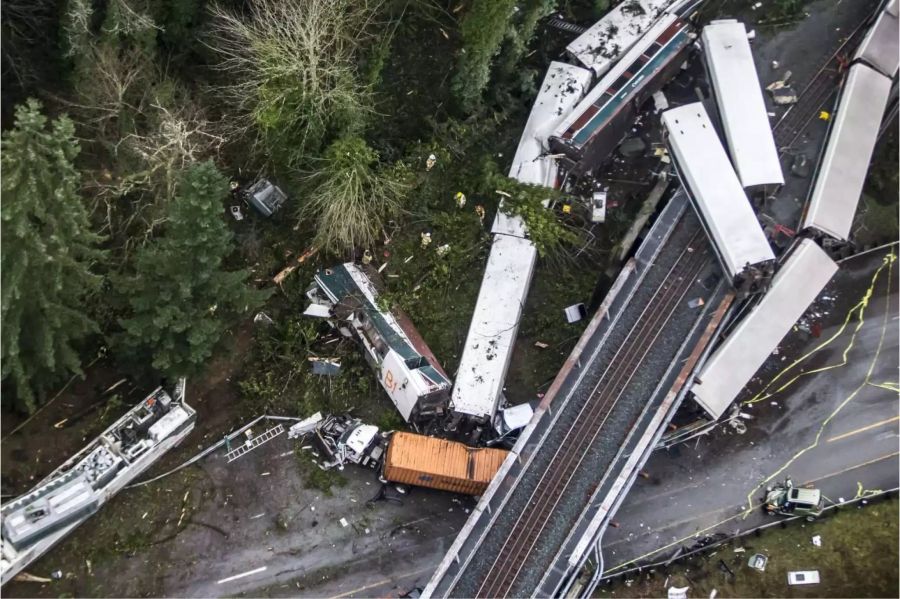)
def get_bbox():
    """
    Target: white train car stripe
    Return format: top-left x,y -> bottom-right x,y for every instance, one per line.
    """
802,64 -> 892,241
692,239 -> 838,419
702,20 -> 784,188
